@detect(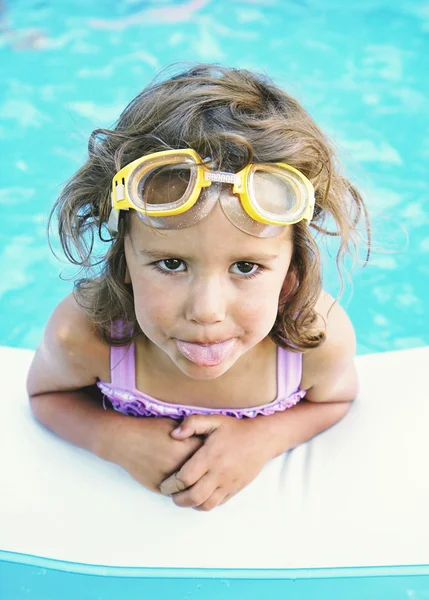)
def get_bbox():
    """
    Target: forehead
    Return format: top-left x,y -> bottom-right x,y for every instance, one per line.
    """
128,202 -> 294,258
